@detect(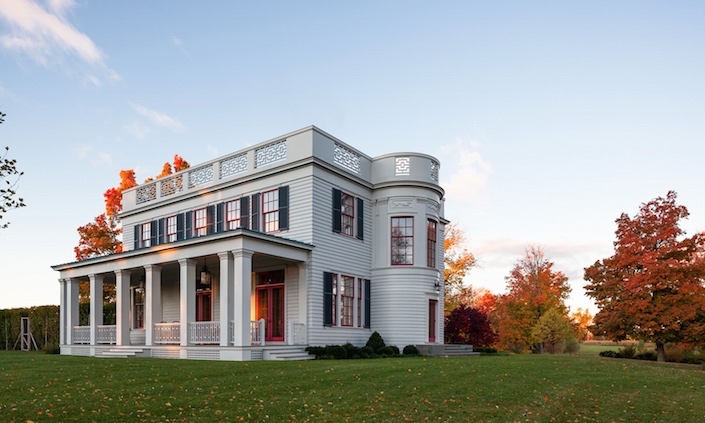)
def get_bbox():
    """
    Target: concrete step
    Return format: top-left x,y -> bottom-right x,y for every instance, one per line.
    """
98,348 -> 145,358
265,348 -> 315,361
